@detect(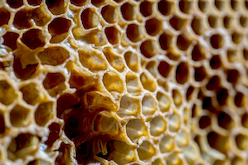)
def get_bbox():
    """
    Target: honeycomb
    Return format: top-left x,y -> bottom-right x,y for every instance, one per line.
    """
0,0 -> 248,164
